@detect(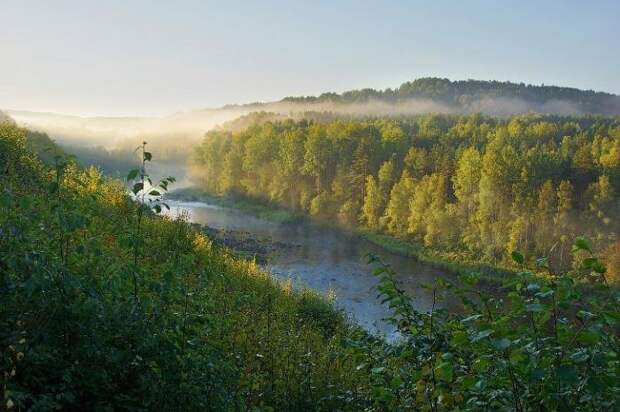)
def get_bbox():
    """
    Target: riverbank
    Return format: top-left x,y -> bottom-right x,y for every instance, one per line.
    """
197,224 -> 301,264
168,187 -> 305,224
357,230 -> 514,280
167,187 -> 515,282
